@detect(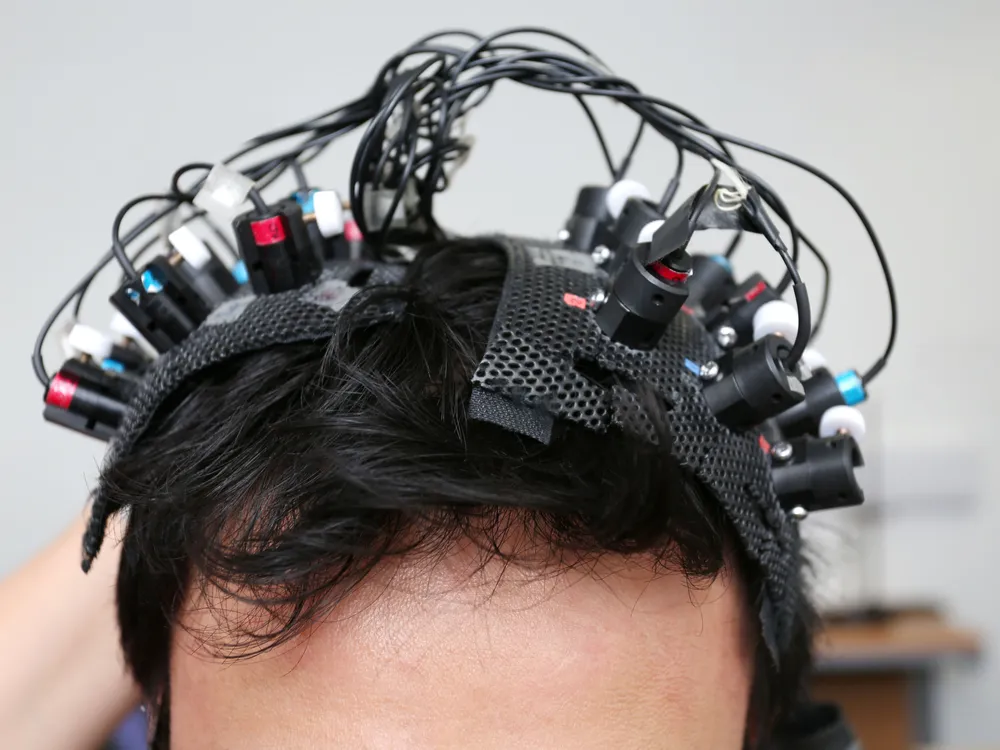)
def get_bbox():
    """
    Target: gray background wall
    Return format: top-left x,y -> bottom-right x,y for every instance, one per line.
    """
2,0 -> 998,743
